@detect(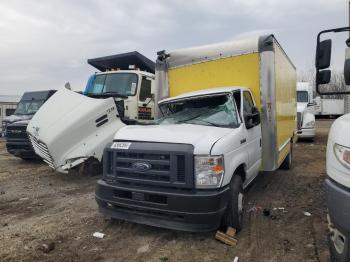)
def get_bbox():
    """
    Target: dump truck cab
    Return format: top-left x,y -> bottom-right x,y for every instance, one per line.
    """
296,82 -> 316,140
27,52 -> 156,173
